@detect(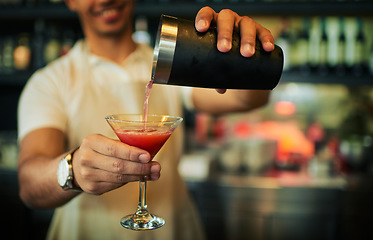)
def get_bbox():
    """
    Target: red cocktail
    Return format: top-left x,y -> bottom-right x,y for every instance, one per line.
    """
115,129 -> 172,159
